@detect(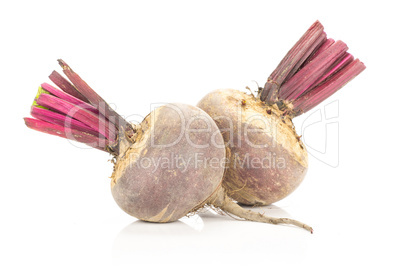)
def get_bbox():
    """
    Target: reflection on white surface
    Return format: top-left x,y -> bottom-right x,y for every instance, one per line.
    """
112,205 -> 309,267
179,213 -> 205,232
